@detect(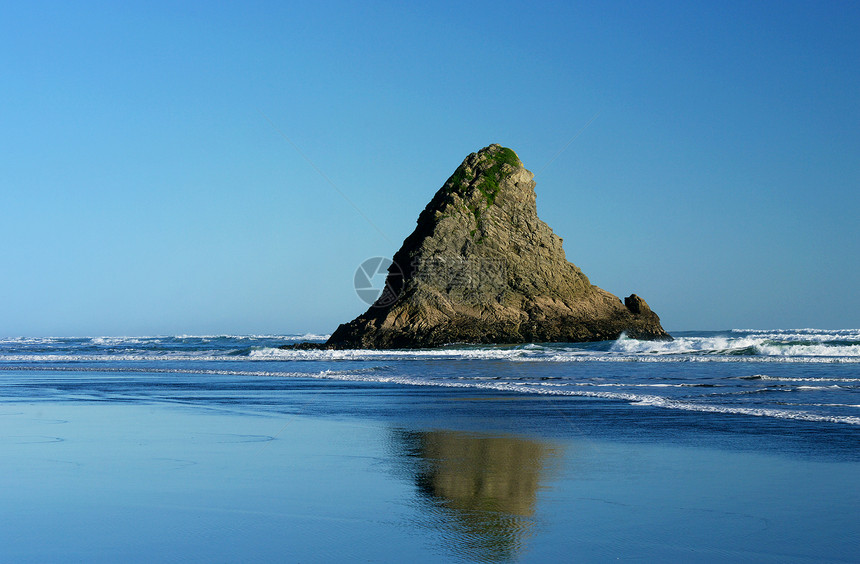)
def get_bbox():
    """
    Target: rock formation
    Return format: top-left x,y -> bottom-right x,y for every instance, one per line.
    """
321,144 -> 671,348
